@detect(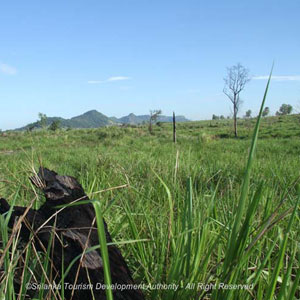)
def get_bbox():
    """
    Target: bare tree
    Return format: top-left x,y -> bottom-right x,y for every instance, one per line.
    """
149,109 -> 162,134
223,63 -> 250,137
